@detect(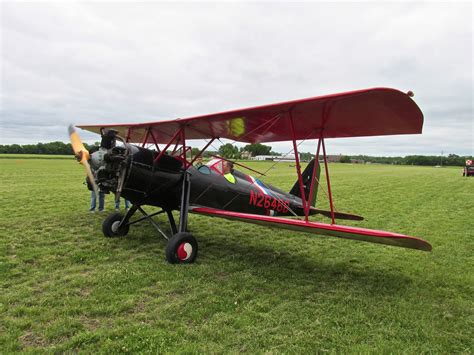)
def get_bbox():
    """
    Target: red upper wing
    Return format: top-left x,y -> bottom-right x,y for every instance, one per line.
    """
78,87 -> 423,144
